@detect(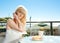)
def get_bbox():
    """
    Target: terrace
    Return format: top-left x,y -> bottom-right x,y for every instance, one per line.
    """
0,21 -> 60,43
